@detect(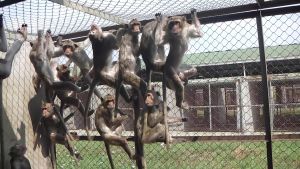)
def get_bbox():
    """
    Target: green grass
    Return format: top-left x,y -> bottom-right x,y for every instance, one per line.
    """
56,140 -> 300,169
